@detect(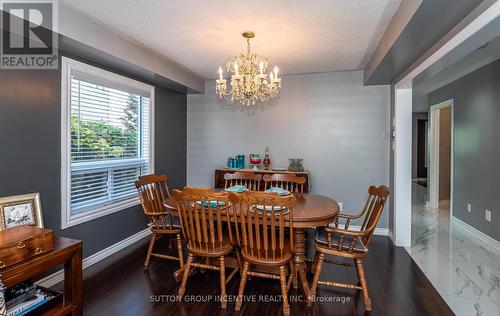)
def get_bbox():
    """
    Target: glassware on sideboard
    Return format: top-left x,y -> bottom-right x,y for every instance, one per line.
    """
236,155 -> 245,169
227,155 -> 245,169
288,158 -> 304,172
227,157 -> 234,168
249,153 -> 261,170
